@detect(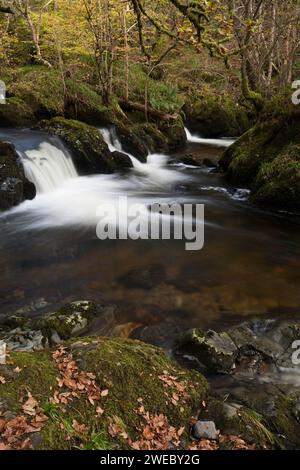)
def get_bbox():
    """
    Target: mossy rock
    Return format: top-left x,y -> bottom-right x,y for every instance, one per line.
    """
0,97 -> 36,127
0,141 -> 36,211
0,337 -> 209,450
158,116 -> 187,151
132,123 -> 168,154
184,94 -> 251,138
36,301 -> 116,344
37,118 -> 115,175
203,398 -> 276,449
115,123 -> 148,162
220,104 -> 300,211
175,328 -> 237,374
